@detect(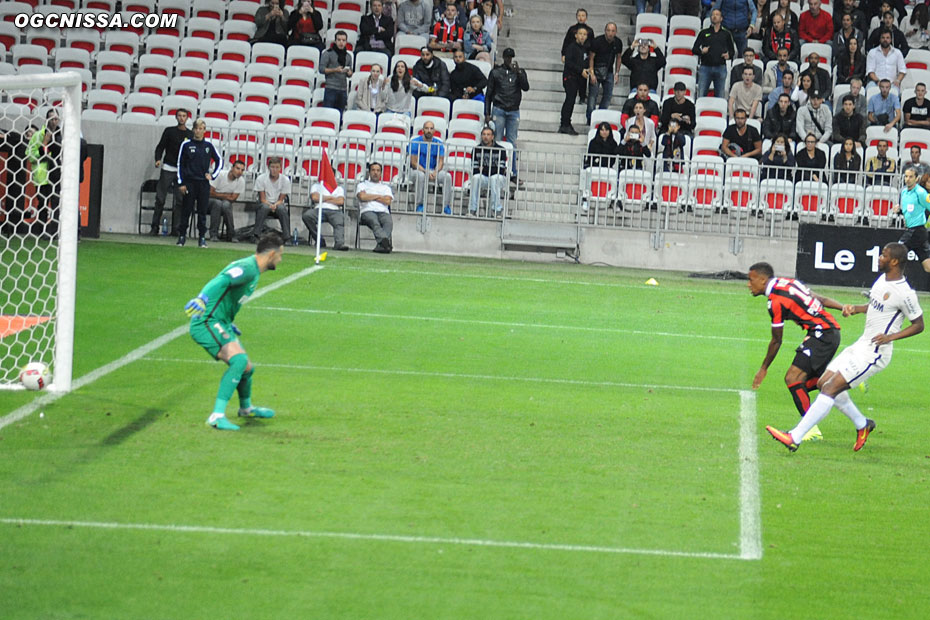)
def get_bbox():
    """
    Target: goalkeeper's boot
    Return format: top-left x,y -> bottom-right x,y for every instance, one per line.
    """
854,418 -> 876,452
766,426 -> 798,452
207,414 -> 240,431
801,424 -> 823,442
238,406 -> 275,419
